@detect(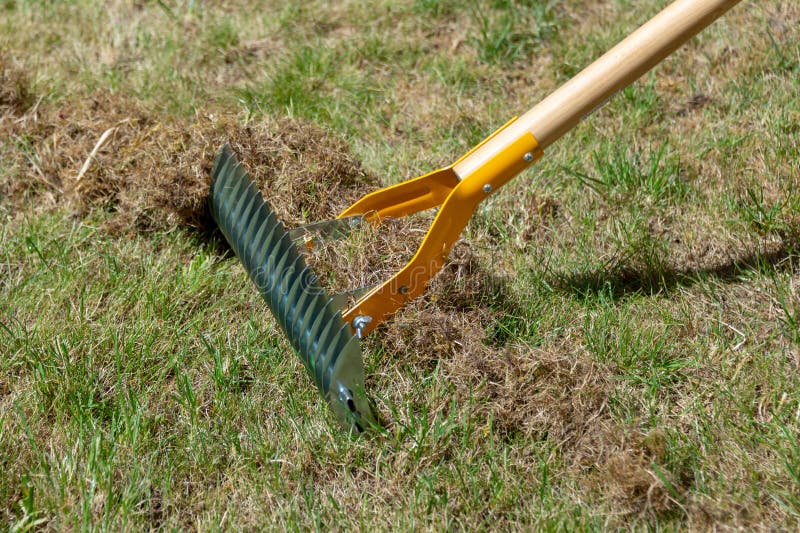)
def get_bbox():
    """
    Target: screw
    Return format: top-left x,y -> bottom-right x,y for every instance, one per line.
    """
483,184 -> 492,193
399,285 -> 409,294
523,152 -> 534,162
